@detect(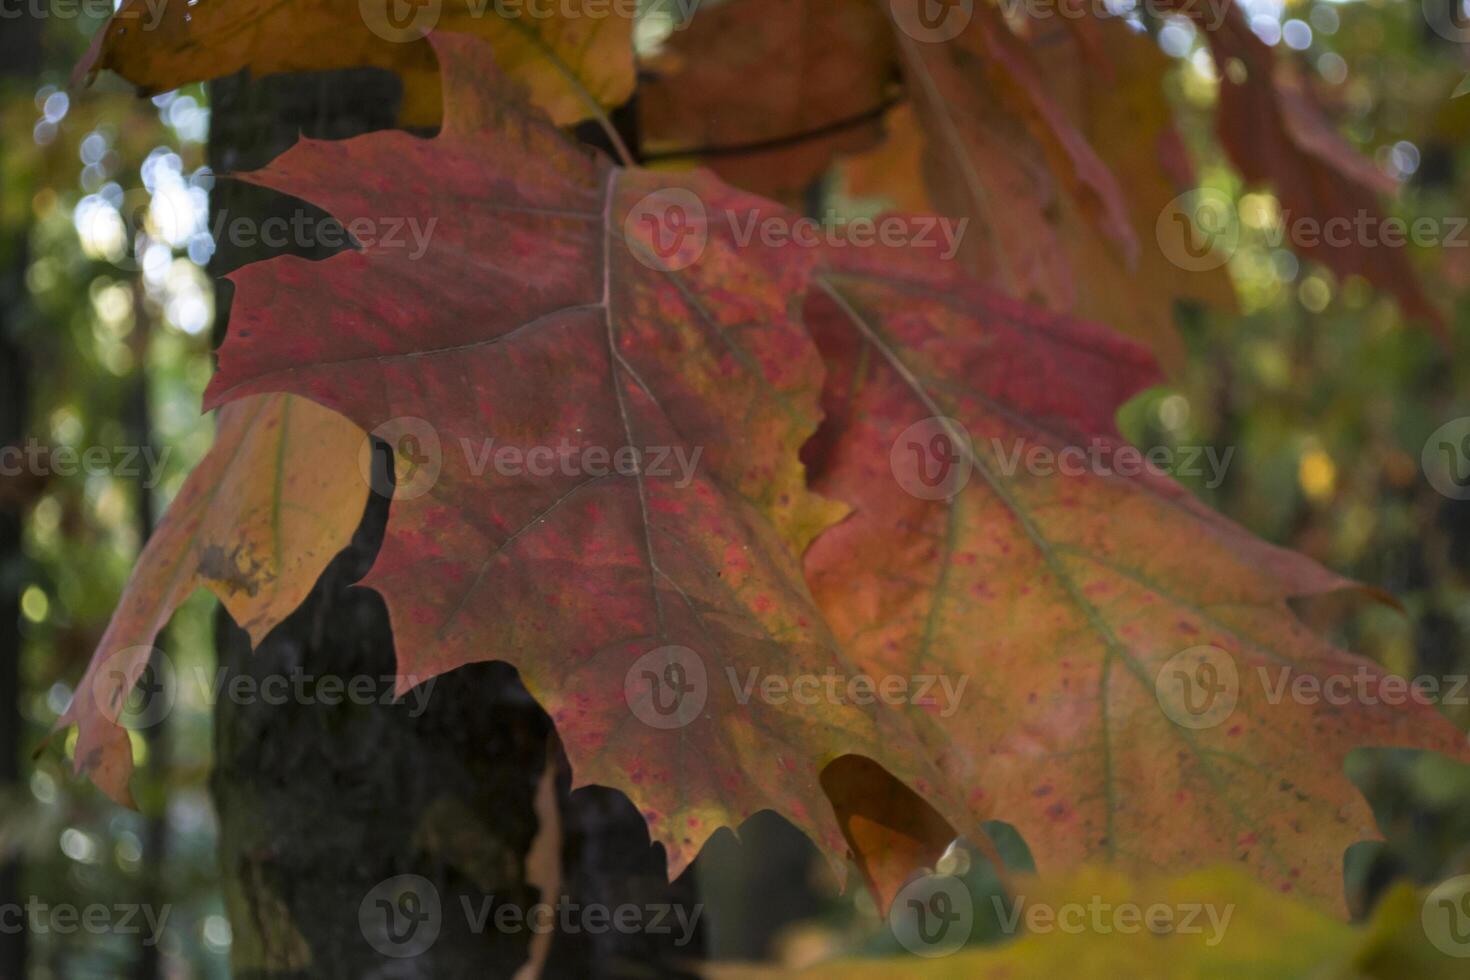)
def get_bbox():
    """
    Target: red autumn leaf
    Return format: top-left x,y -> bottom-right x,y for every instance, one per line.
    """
801,243 -> 1470,913
200,33 -> 985,893
640,0 -> 896,202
